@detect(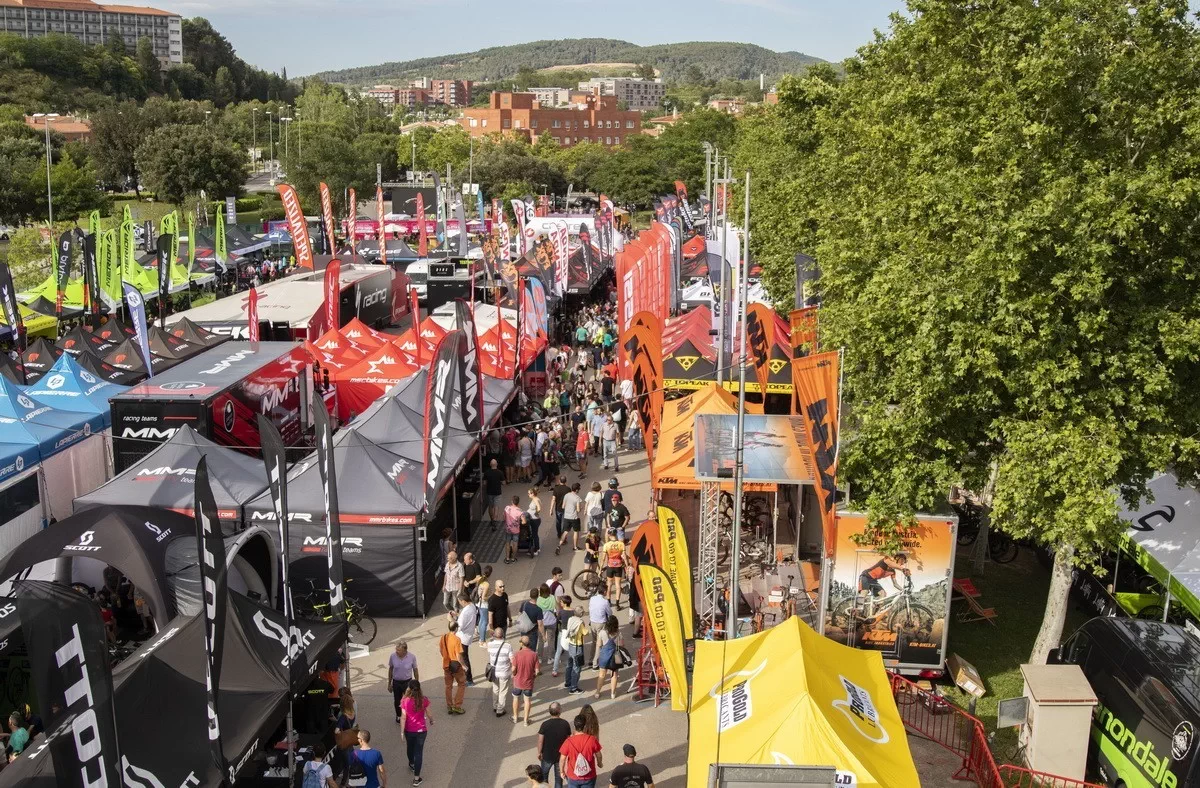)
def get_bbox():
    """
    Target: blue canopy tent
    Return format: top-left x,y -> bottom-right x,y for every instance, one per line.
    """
25,354 -> 128,430
0,376 -> 96,459
0,441 -> 39,485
